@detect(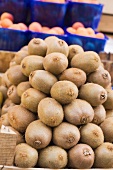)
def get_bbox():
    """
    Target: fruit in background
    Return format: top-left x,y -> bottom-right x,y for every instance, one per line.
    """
66,27 -> 76,34
86,27 -> 96,37
71,0 -> 99,4
72,22 -> 84,30
51,27 -> 64,35
46,29 -> 58,34
42,26 -> 50,33
95,32 -> 105,39
76,27 -> 89,36
1,18 -> 13,28
18,23 -> 28,31
0,12 -> 14,22
28,22 -> 42,32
